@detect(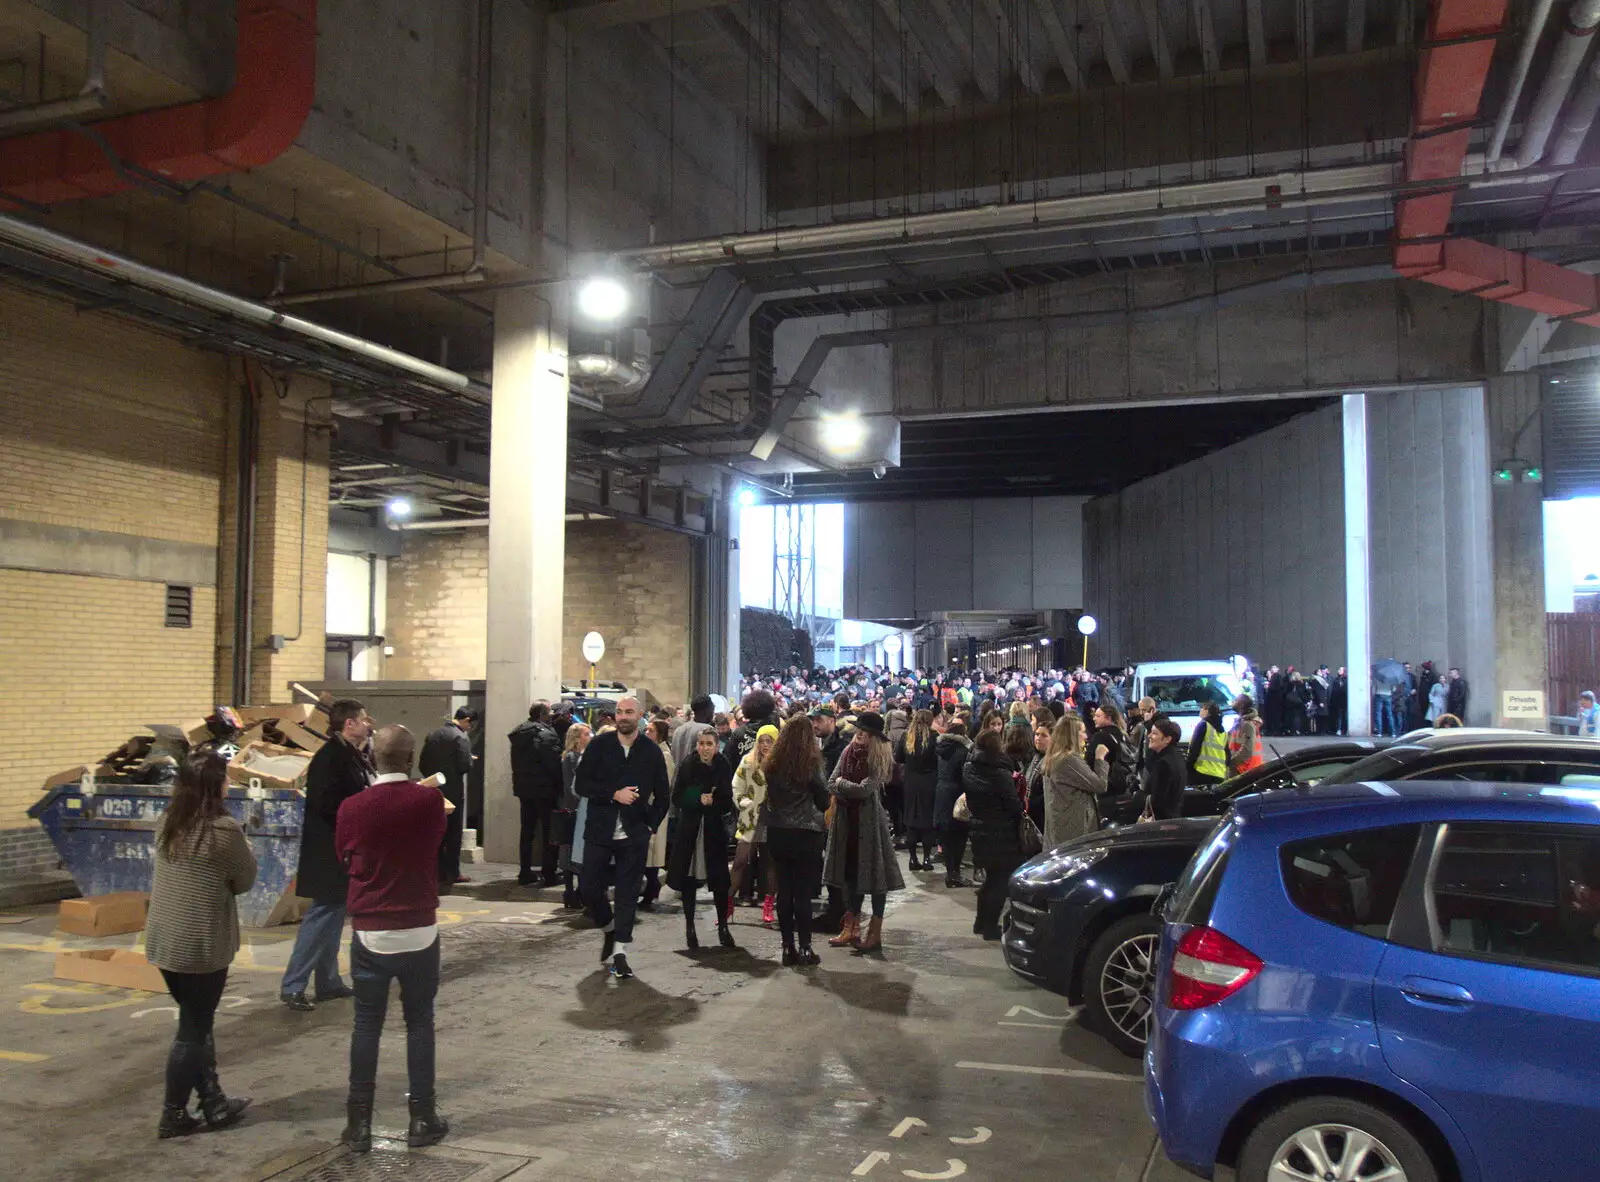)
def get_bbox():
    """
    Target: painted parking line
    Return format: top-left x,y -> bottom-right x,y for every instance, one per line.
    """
0,1050 -> 48,1062
954,1060 -> 1141,1083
